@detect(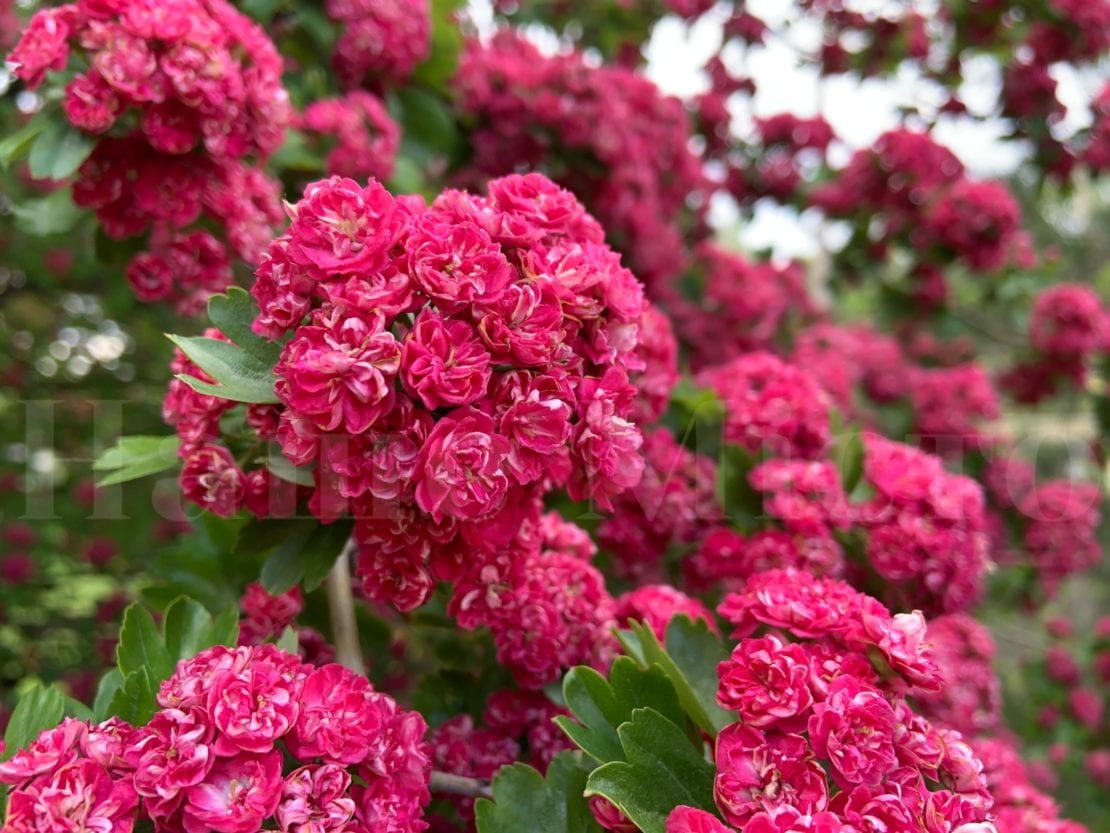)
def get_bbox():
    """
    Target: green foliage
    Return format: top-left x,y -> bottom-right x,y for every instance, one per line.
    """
9,191 -> 84,236
0,116 -> 48,169
2,684 -> 66,761
168,288 -> 282,404
555,658 -> 684,763
617,618 -> 732,738
93,435 -> 182,486
236,517 -> 354,594
27,121 -> 94,181
475,751 -> 602,833
585,709 -> 717,833
714,444 -> 764,532
411,0 -> 466,92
